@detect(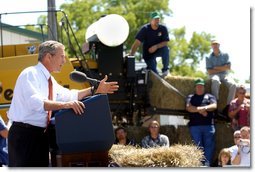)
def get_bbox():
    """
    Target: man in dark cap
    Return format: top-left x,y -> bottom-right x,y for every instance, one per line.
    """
186,78 -> 217,167
130,11 -> 170,78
